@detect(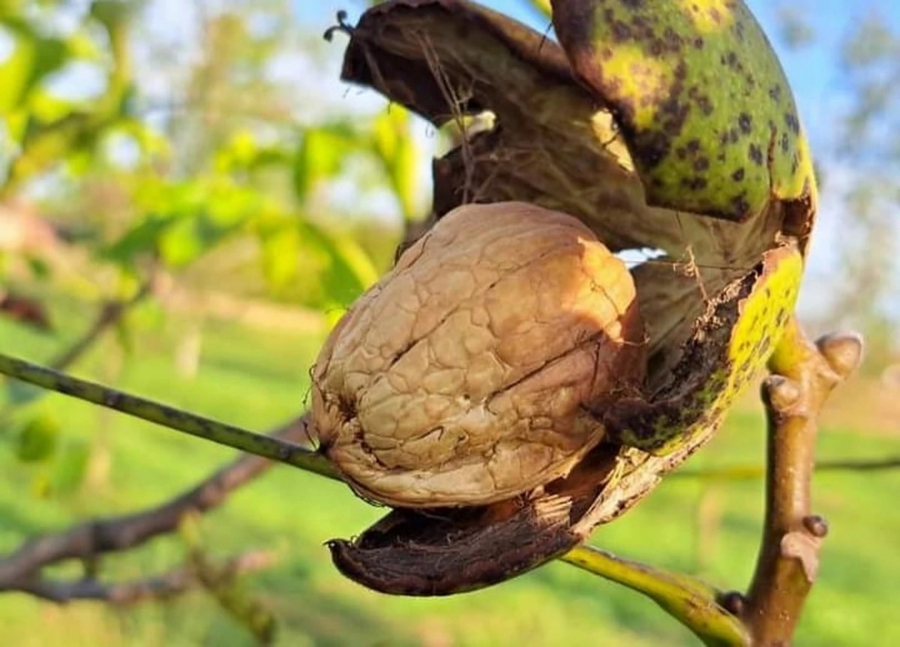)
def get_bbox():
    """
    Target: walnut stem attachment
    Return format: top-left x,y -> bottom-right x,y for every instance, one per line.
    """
0,352 -> 338,480
562,545 -> 749,646
742,319 -> 863,644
